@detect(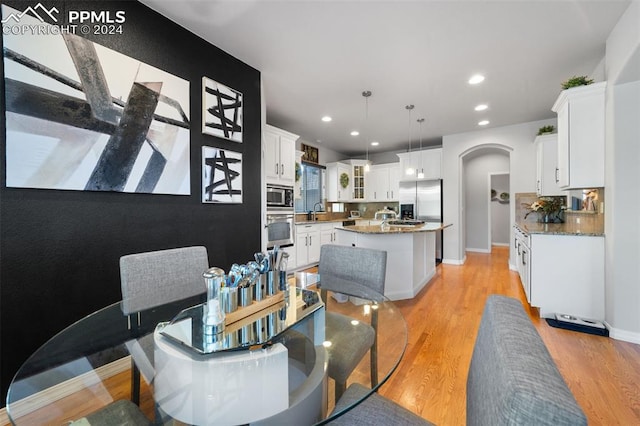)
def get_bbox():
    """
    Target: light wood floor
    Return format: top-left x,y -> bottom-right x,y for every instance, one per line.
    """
378,246 -> 640,425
